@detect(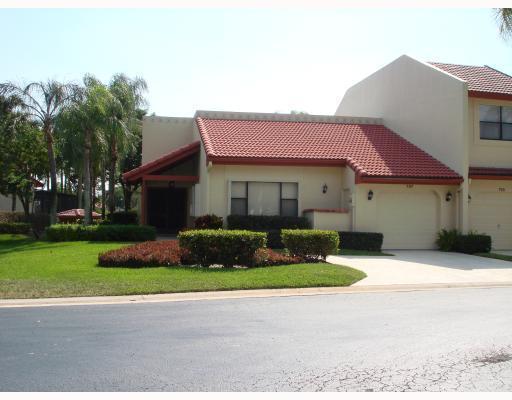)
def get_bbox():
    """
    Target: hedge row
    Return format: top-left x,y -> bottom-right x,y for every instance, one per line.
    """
194,214 -> 223,229
46,224 -> 156,242
282,229 -> 339,261
436,229 -> 492,254
178,229 -> 266,267
338,231 -> 383,251
0,222 -> 31,234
